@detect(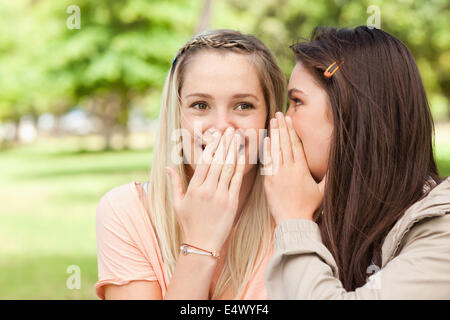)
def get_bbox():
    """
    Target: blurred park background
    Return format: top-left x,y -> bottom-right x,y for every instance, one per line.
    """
0,0 -> 449,299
